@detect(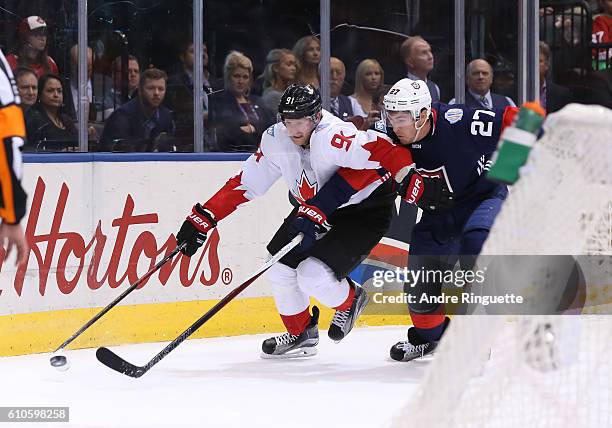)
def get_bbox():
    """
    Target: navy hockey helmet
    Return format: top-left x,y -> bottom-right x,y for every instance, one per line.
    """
278,84 -> 322,122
